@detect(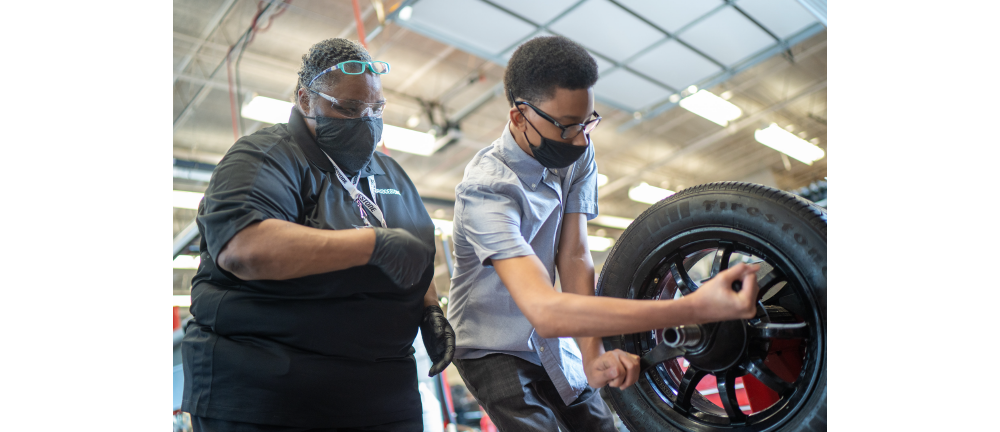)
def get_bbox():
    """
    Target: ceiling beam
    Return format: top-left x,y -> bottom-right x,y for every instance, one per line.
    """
173,31 -> 301,75
173,2 -> 286,132
598,79 -> 827,199
796,0 -> 828,26
173,0 -> 239,85
396,46 -> 456,92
